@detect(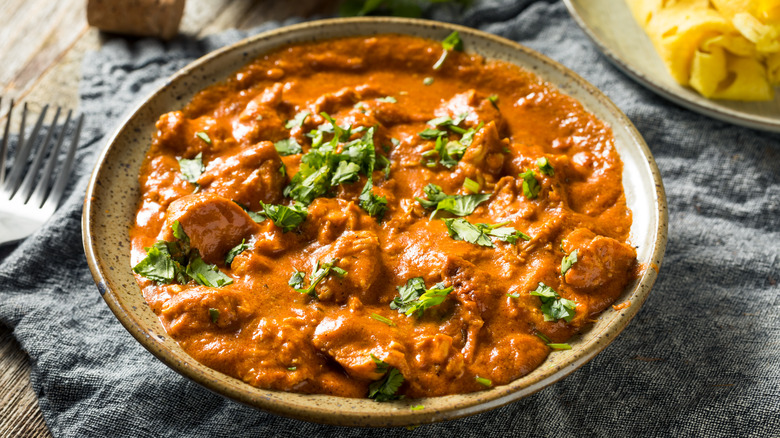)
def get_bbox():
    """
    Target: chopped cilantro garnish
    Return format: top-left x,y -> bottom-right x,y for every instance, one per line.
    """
535,332 -> 552,343
548,343 -> 572,350
359,179 -> 388,220
177,152 -> 204,184
274,138 -> 302,156
520,169 -> 541,199
260,201 -> 308,232
235,202 -> 266,223
187,255 -> 233,287
391,277 -> 453,318
507,292 -> 521,298
370,353 -> 389,374
419,128 -> 447,140
475,376 -> 492,387
376,96 -> 397,103
561,249 -> 578,276
423,77 -> 434,86
287,366 -> 297,371
368,367 -> 405,402
195,131 -> 212,144
537,157 -> 554,176
133,221 -> 232,288
290,259 -> 347,298
433,31 -> 463,70
225,239 -> 250,265
331,161 -> 362,185
487,94 -> 499,109
285,110 -> 310,129
530,282 -> 576,322
208,308 -> 219,323
418,116 -> 480,168
410,405 -> 425,411
415,184 -> 490,218
463,177 -> 480,194
370,313 -> 396,326
443,218 -> 530,248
